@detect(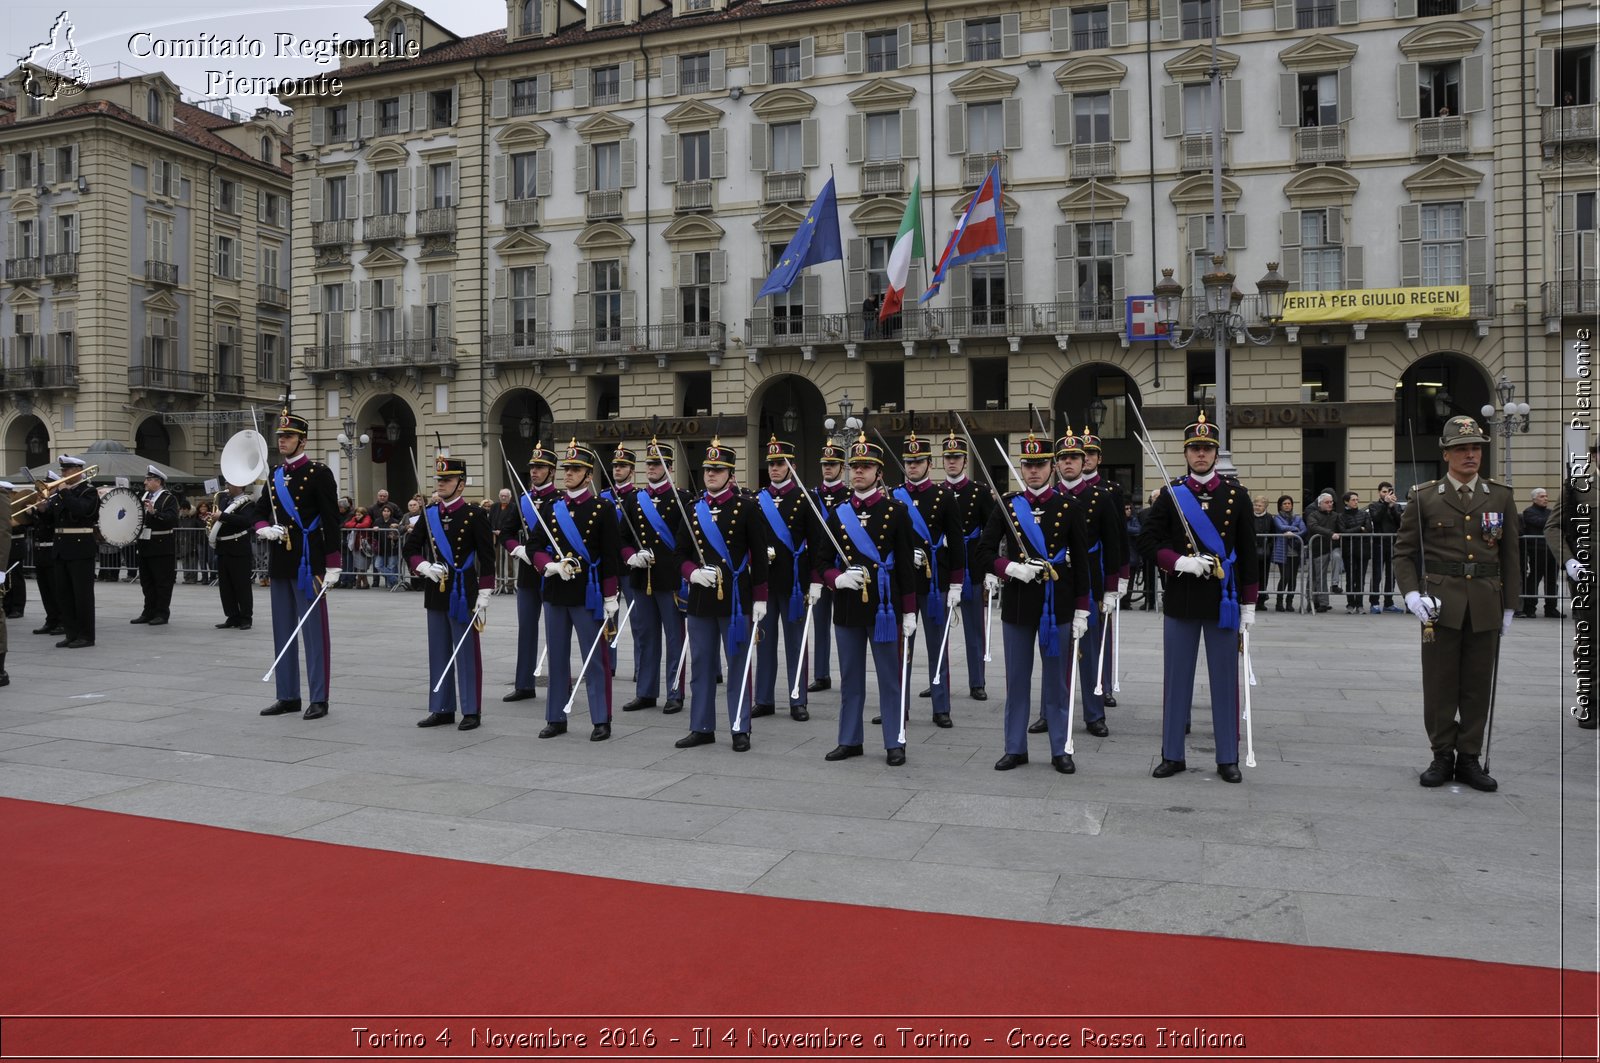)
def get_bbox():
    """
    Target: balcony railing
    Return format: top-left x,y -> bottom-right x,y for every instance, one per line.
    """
487,332 -> 552,361
144,259 -> 179,285
746,301 -> 1127,348
762,171 -> 807,204
215,372 -> 245,396
1180,135 -> 1227,171
311,219 -> 353,247
1295,4 -> 1337,28
364,213 -> 407,241
1542,103 -> 1598,146
548,321 -> 727,357
1415,115 -> 1468,156
43,253 -> 78,277
674,181 -> 713,213
128,365 -> 205,392
257,283 -> 288,308
1293,126 -> 1346,165
1543,279 -> 1599,319
586,190 -> 623,220
2,361 -> 77,390
1069,143 -> 1117,179
861,161 -> 905,195
417,207 -> 457,235
4,258 -> 40,282
962,152 -> 1007,187
505,198 -> 542,228
303,337 -> 458,372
